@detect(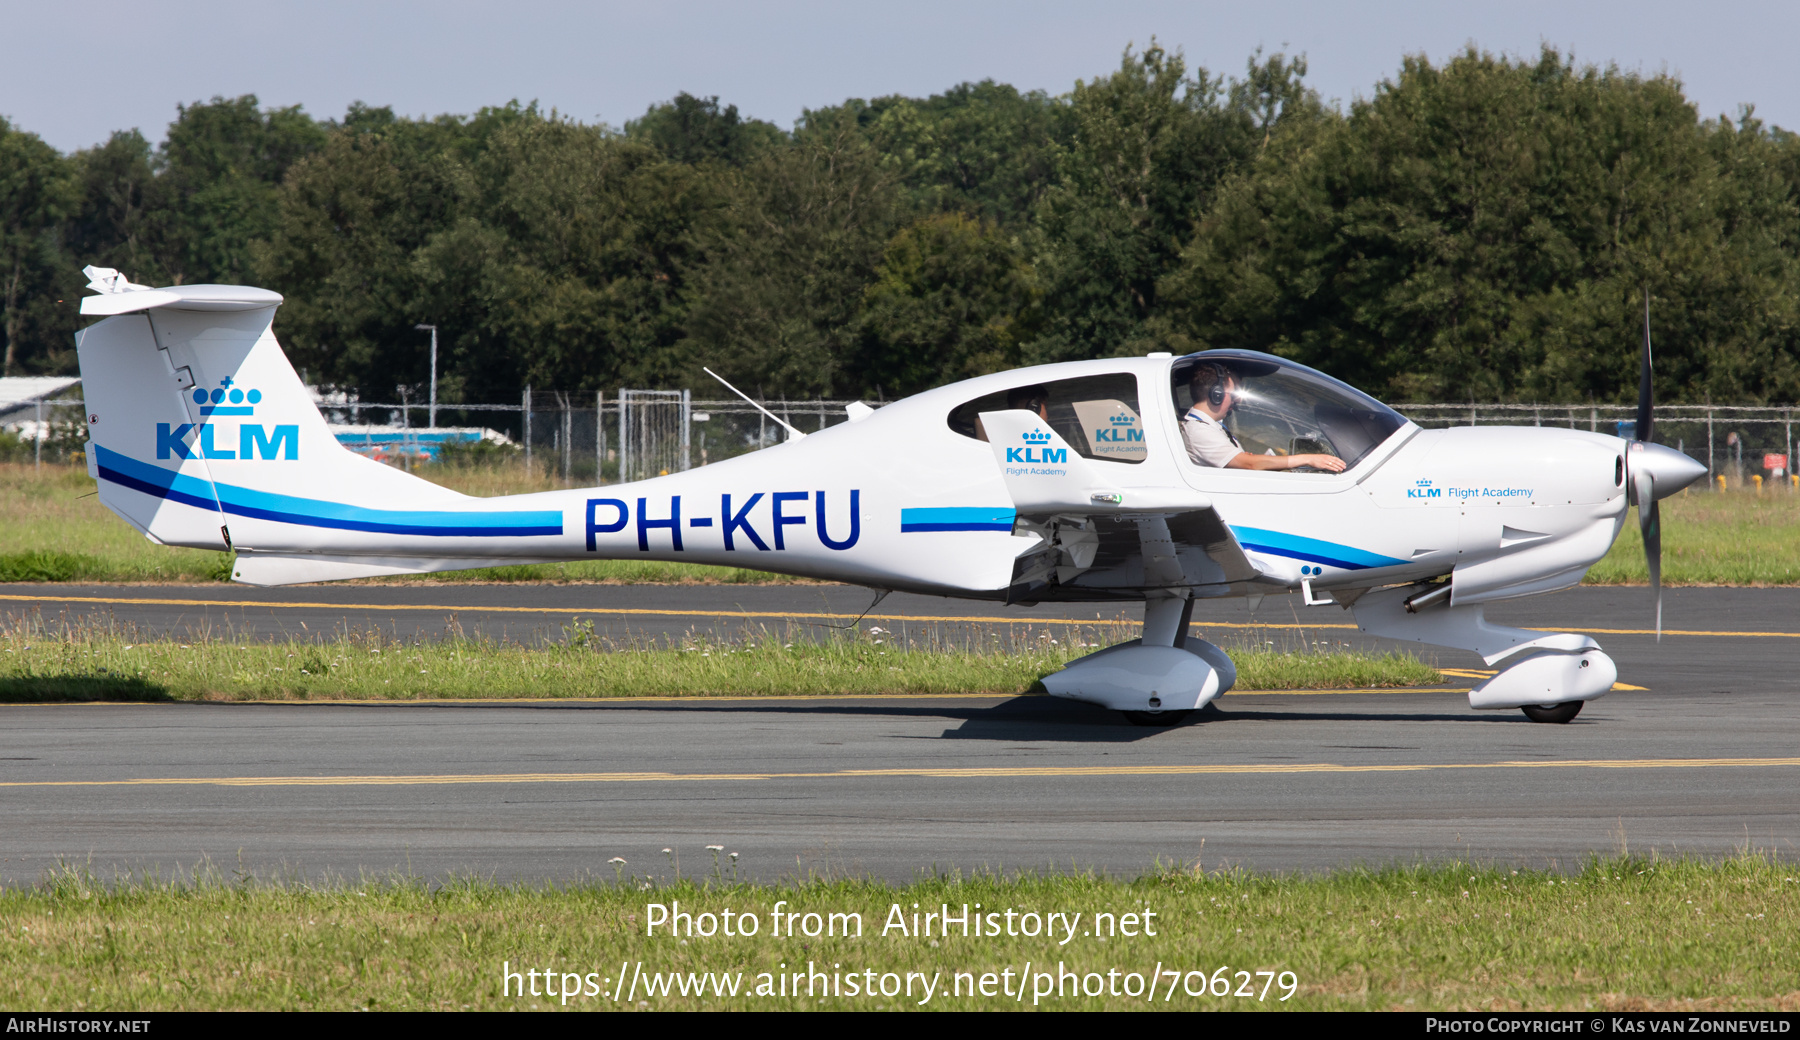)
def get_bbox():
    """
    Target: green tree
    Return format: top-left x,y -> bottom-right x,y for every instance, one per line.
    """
154,95 -> 326,285
264,105 -> 719,401
853,212 -> 1038,396
65,130 -> 161,284
1028,44 -> 1314,364
841,81 -> 1069,229
0,118 -> 76,375
626,93 -> 784,167
1159,47 -> 1800,403
681,118 -> 901,396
